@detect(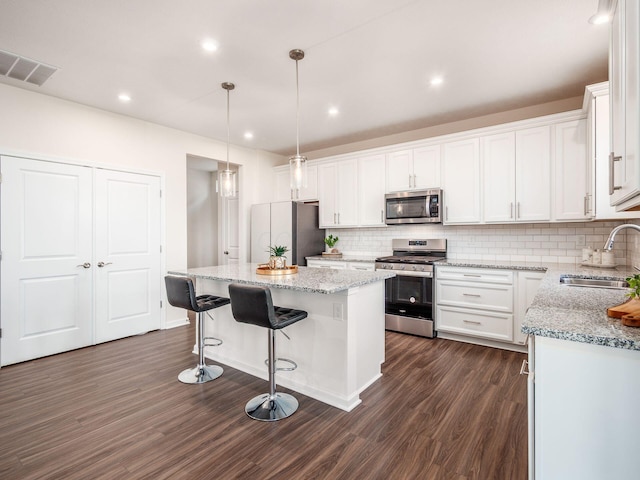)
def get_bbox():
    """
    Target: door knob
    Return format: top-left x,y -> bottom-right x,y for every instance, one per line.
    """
76,262 -> 91,269
97,262 -> 113,268
224,251 -> 229,255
